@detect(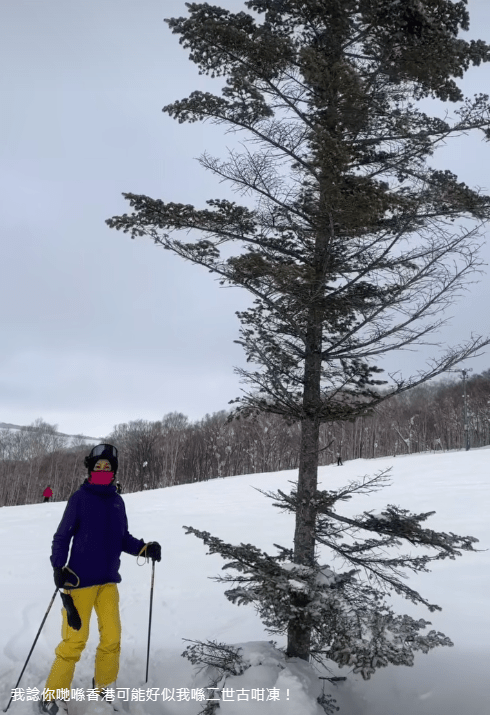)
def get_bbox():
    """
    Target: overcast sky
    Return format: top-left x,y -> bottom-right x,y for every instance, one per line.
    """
1,0 -> 490,439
